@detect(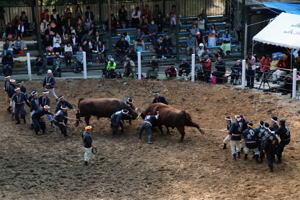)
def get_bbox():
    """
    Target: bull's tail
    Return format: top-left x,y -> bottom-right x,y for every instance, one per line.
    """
183,111 -> 205,134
